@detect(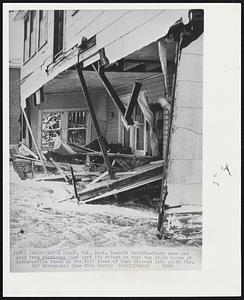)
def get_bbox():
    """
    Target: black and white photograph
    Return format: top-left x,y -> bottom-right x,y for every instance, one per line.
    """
3,3 -> 241,297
